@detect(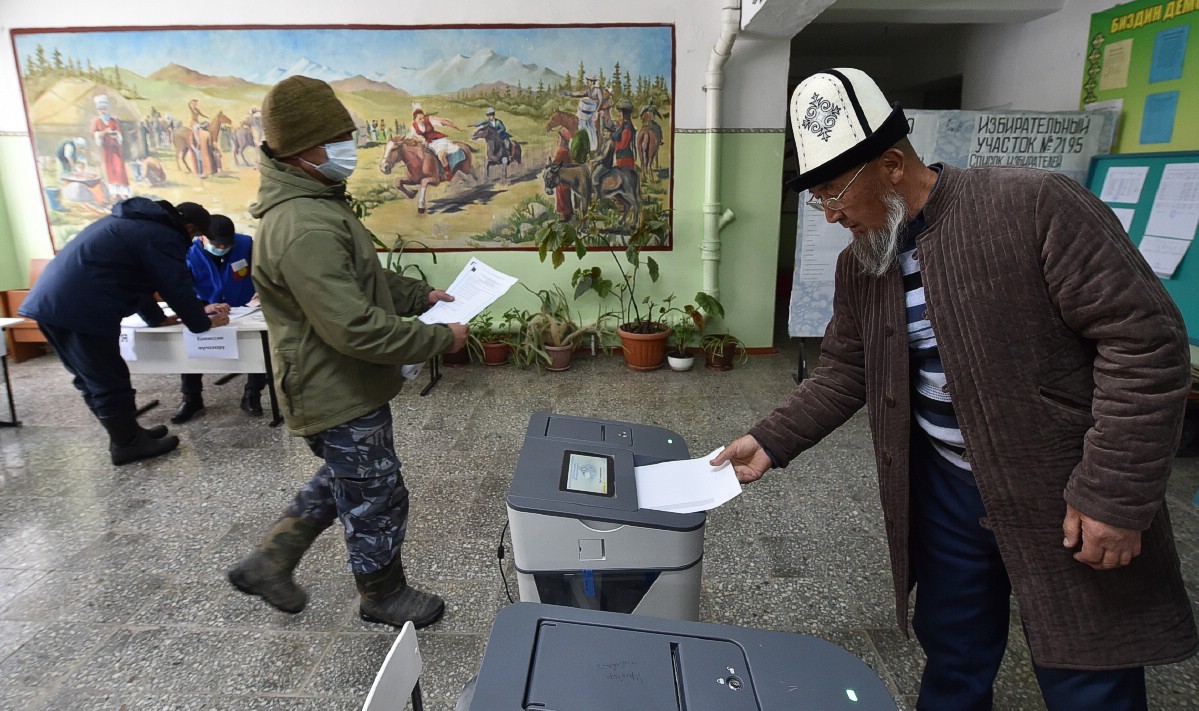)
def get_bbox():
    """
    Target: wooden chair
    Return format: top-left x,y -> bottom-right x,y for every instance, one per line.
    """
0,259 -> 52,363
362,620 -> 425,711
